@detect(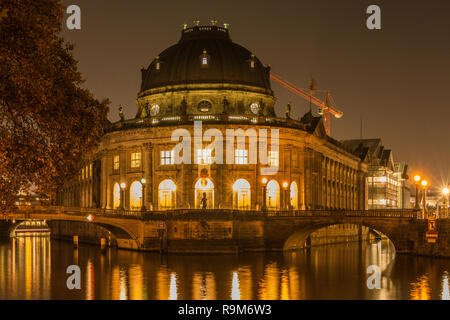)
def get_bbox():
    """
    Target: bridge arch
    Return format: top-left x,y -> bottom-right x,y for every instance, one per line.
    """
282,222 -> 398,253
5,217 -> 141,249
48,218 -> 141,248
